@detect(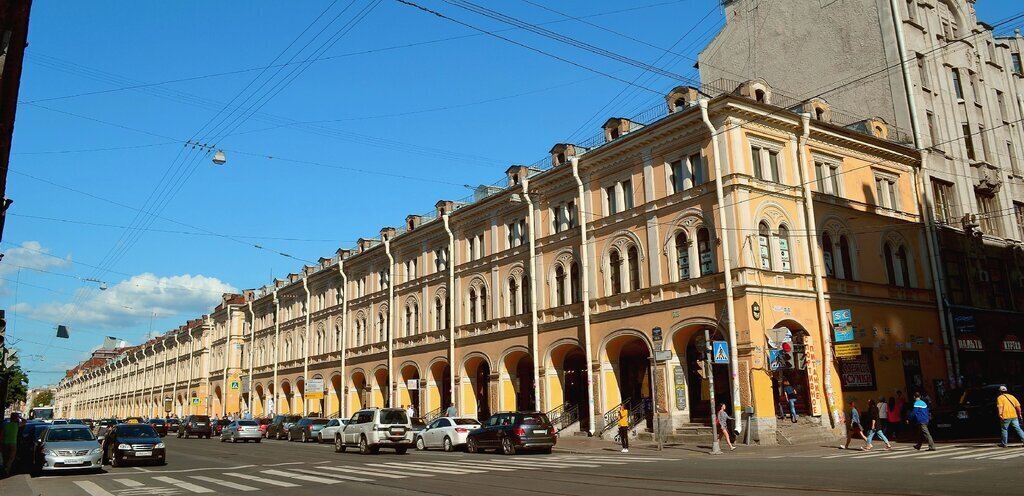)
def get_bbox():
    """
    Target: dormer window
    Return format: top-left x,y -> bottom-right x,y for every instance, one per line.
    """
557,152 -> 565,164
755,89 -> 766,103
674,98 -> 686,110
815,108 -> 826,121
610,128 -> 620,140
